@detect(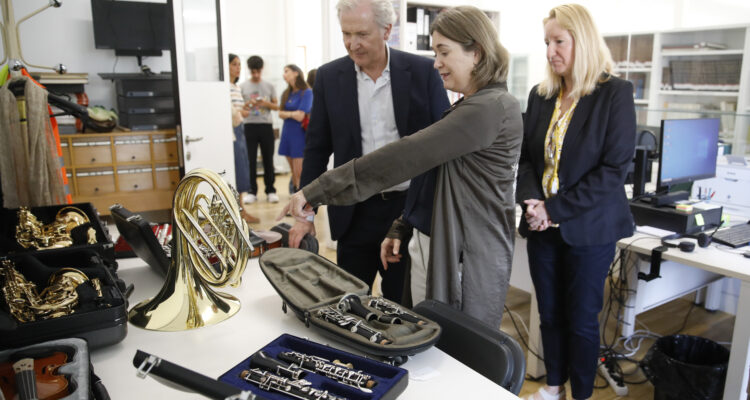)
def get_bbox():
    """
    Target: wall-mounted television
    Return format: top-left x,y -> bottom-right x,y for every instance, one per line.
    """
91,0 -> 171,57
